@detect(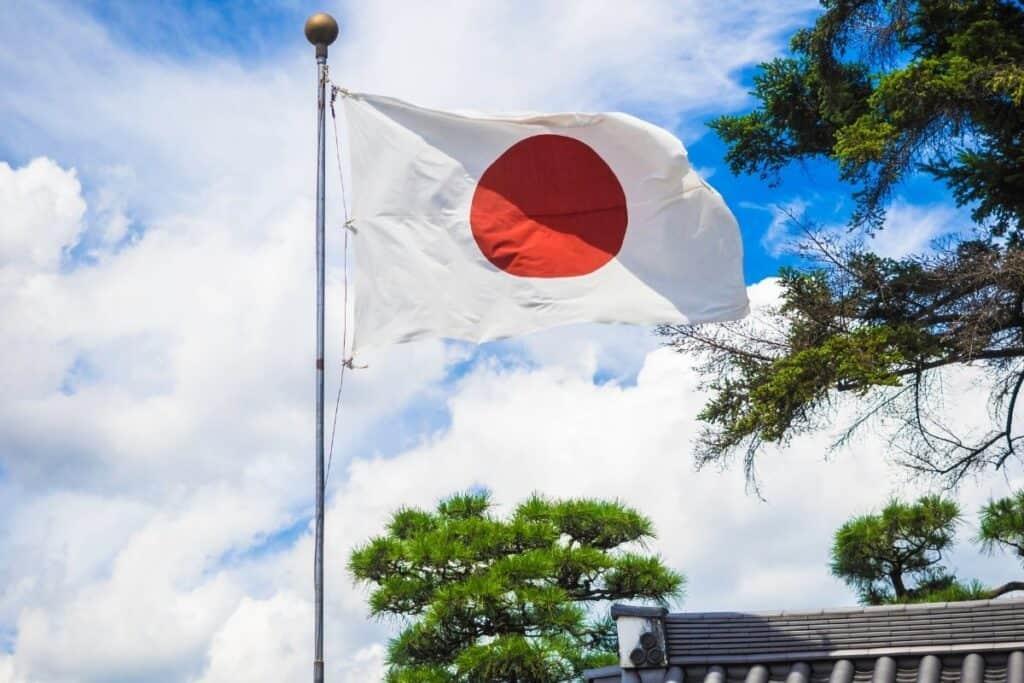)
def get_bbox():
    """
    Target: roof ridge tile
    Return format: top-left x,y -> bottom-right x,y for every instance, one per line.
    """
664,598 -> 1024,621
